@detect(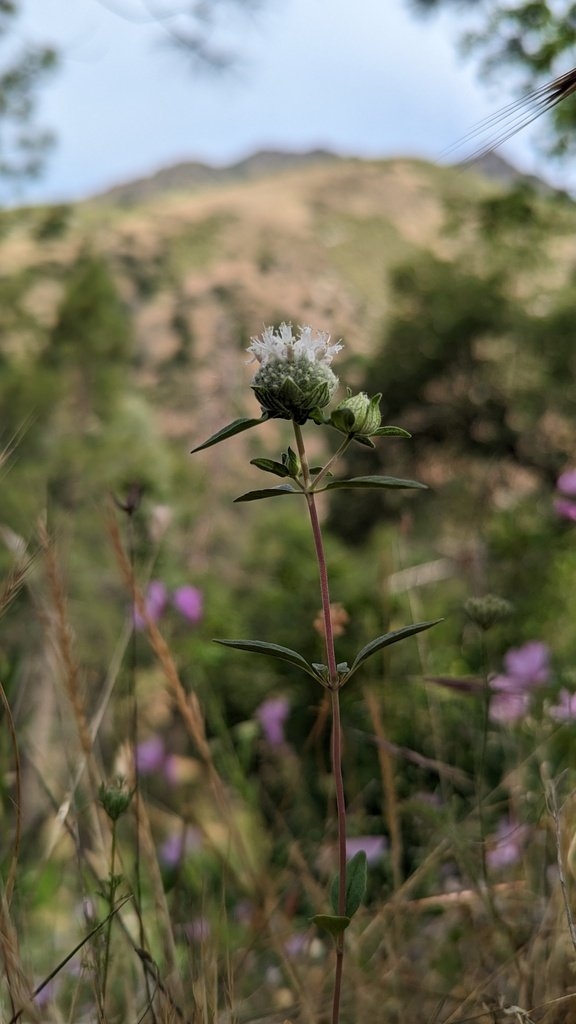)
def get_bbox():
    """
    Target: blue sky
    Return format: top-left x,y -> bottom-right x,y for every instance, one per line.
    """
12,0 -> 567,203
